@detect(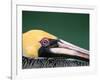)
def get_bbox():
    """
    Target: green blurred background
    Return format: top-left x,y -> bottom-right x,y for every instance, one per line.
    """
22,11 -> 89,50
